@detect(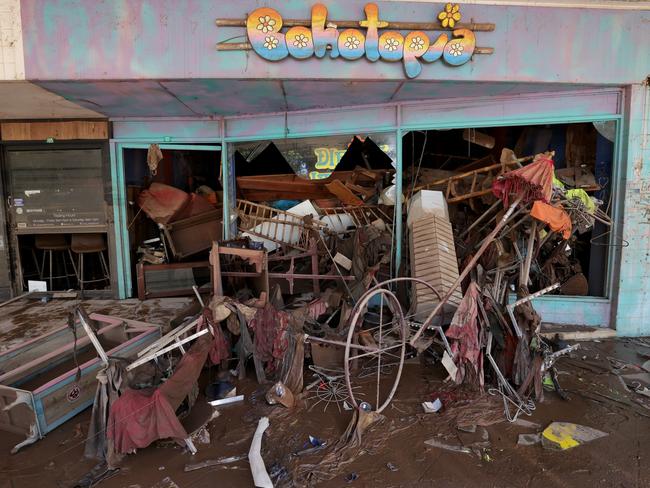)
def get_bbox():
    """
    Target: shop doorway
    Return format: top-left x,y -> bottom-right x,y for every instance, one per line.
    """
401,121 -> 616,302
1,144 -> 112,295
115,144 -> 222,299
